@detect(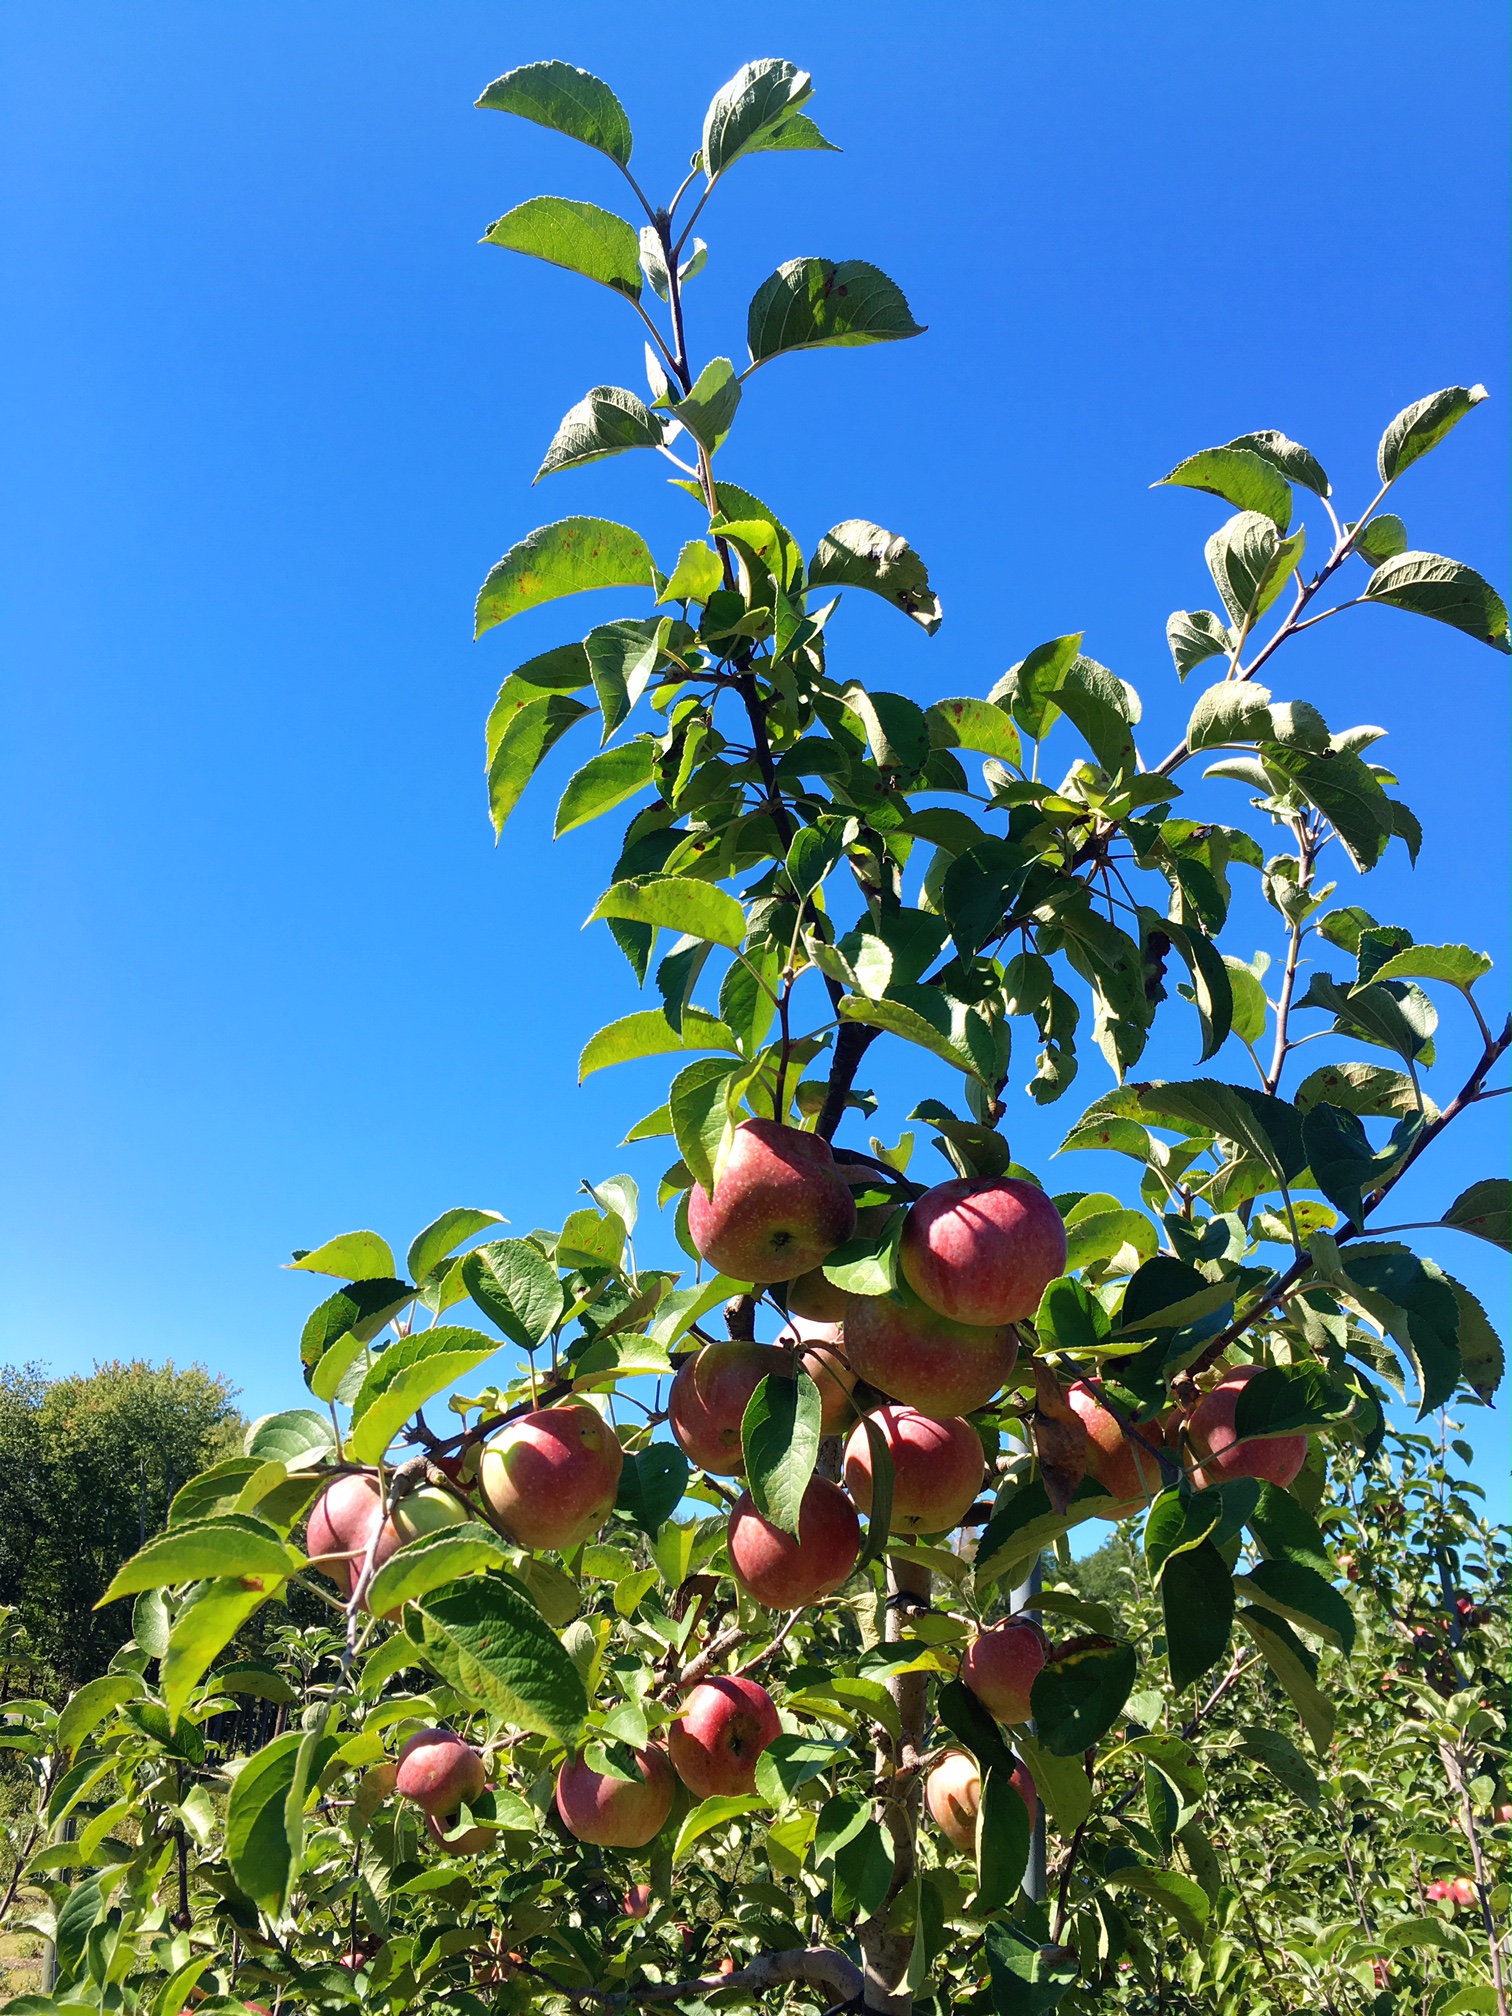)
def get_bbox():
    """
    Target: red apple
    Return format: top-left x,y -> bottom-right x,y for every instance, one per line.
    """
687,1120 -> 856,1282
480,1402 -> 623,1550
555,1745 -> 674,1848
1188,1364 -> 1307,1489
844,1286 -> 1017,1417
784,1266 -> 850,1323
900,1177 -> 1067,1326
960,1620 -> 1047,1725
843,1406 -> 984,1536
1065,1382 -> 1168,1518
668,1342 -> 785,1474
925,1750 -> 1038,1852
775,1316 -> 858,1433
622,1883 -> 653,1918
395,1728 -> 486,1817
306,1473 -> 383,1592
668,1677 -> 782,1798
727,1475 -> 861,1608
